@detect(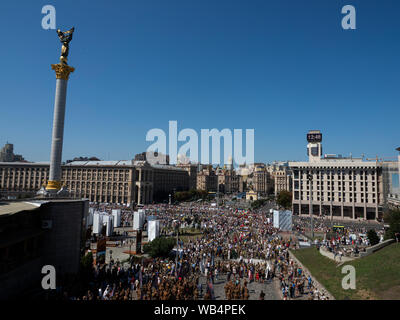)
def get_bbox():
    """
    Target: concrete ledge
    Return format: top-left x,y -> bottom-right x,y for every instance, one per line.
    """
289,249 -> 335,300
359,239 -> 395,258
319,247 -> 355,262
